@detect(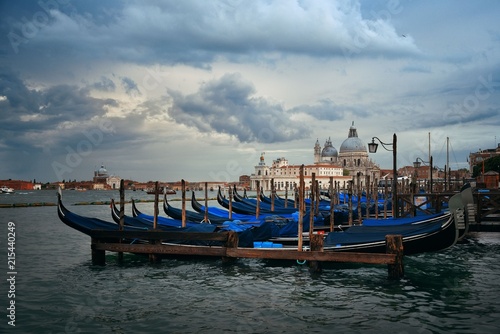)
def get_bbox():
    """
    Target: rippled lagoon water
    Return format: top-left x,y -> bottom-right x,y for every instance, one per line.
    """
1,190 -> 500,333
